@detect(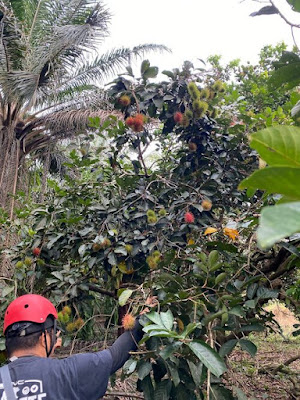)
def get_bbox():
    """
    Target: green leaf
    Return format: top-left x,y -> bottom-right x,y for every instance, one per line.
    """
269,61 -> 300,89
141,60 -> 150,74
208,250 -> 219,268
187,341 -> 227,377
219,339 -> 238,358
257,202 -> 300,248
239,167 -> 300,199
159,342 -> 182,360
257,287 -> 278,299
287,0 -> 300,12
118,289 -> 133,306
143,66 -> 159,80
210,385 -> 235,400
249,126 -> 300,167
239,339 -> 257,357
137,361 -> 152,380
160,310 -> 174,330
168,363 -> 180,387
187,360 -> 203,386
123,359 -> 137,375
146,311 -> 164,327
